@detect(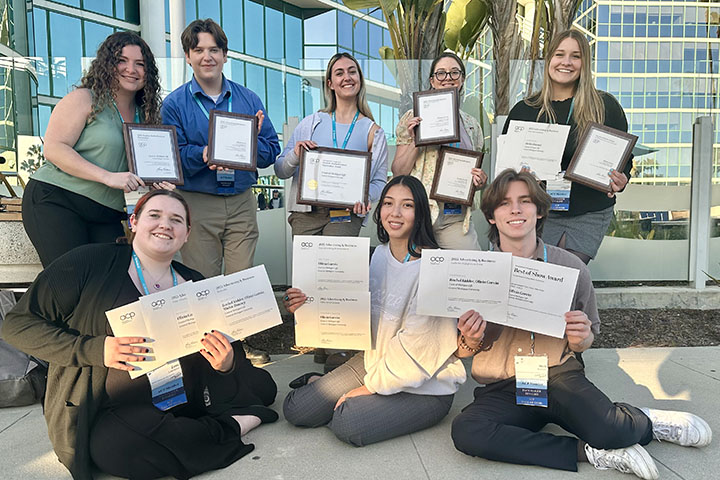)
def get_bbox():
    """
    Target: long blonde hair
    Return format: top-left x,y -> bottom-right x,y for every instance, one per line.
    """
320,53 -> 375,121
527,30 -> 604,134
